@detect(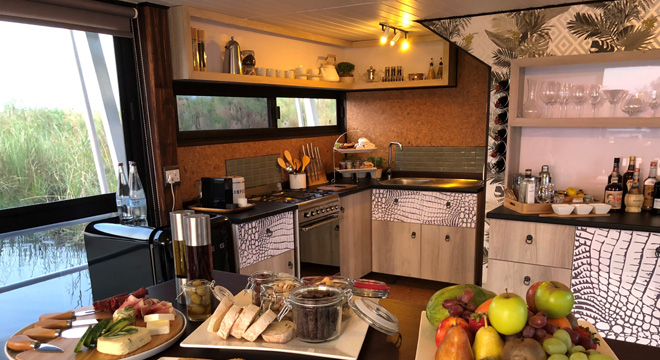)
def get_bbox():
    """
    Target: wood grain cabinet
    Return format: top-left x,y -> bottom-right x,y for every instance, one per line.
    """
372,220 -> 421,278
339,190 -> 372,280
487,219 -> 575,295
420,225 -> 476,284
